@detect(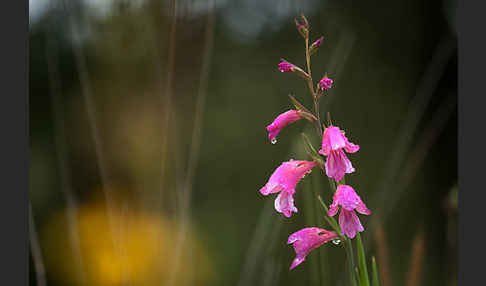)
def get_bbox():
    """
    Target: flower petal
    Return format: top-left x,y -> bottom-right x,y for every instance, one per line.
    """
356,200 -> 371,215
339,209 -> 364,239
274,190 -> 298,218
266,110 -> 302,143
325,149 -> 354,182
287,227 -> 337,270
344,136 -> 360,153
